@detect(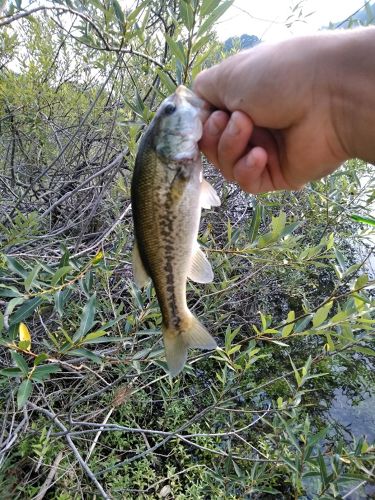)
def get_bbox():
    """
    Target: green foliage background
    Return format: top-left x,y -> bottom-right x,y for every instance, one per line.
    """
0,1 -> 374,498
